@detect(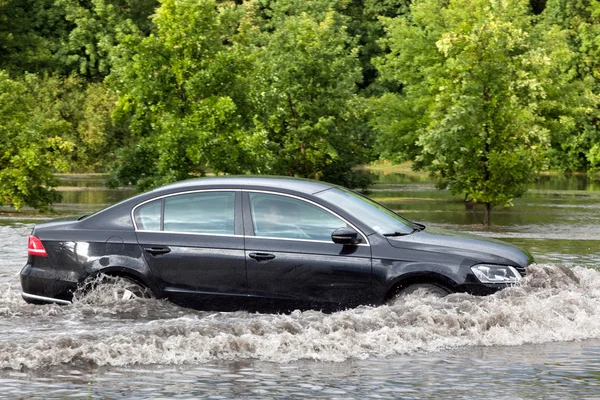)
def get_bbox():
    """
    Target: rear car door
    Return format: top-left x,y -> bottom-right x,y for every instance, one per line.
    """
243,191 -> 373,309
133,190 -> 246,307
